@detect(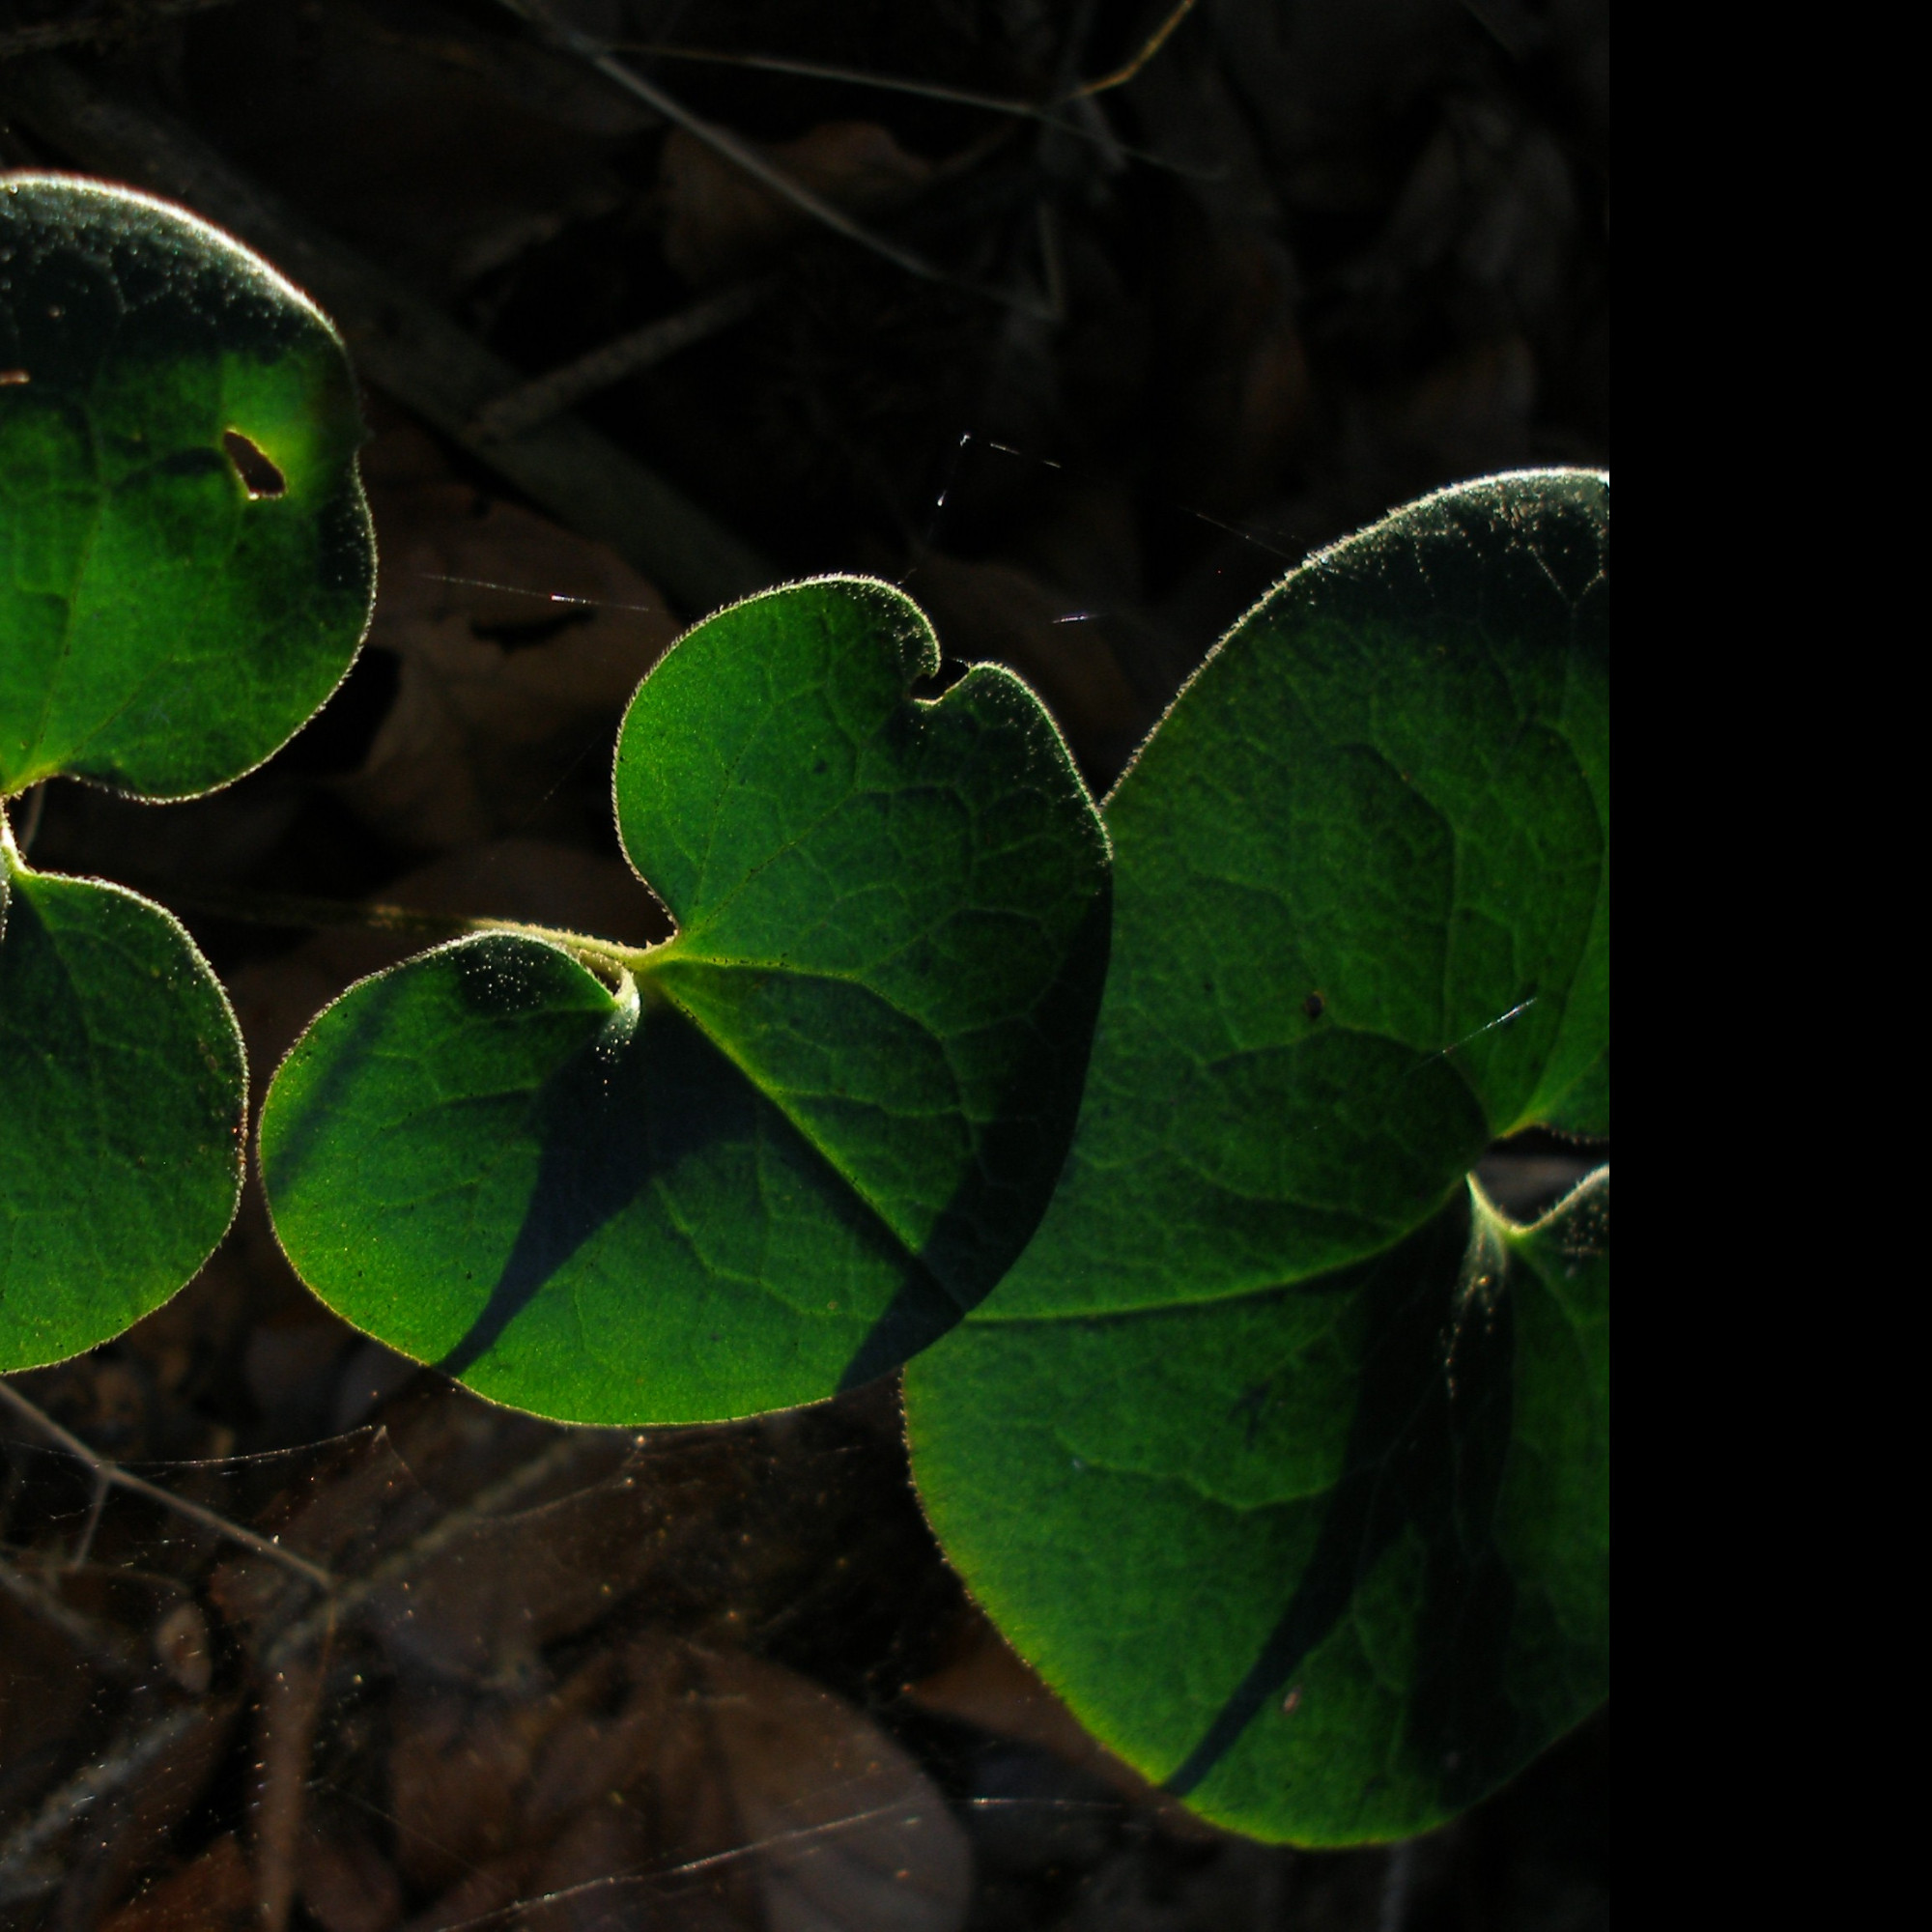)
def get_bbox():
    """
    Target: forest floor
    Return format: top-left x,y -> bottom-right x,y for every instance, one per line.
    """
0,2 -> 1607,1927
